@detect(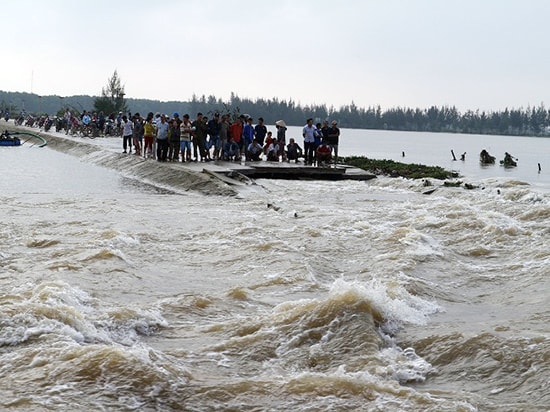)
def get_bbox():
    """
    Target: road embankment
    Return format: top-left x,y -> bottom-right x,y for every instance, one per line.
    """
3,124 -> 238,196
